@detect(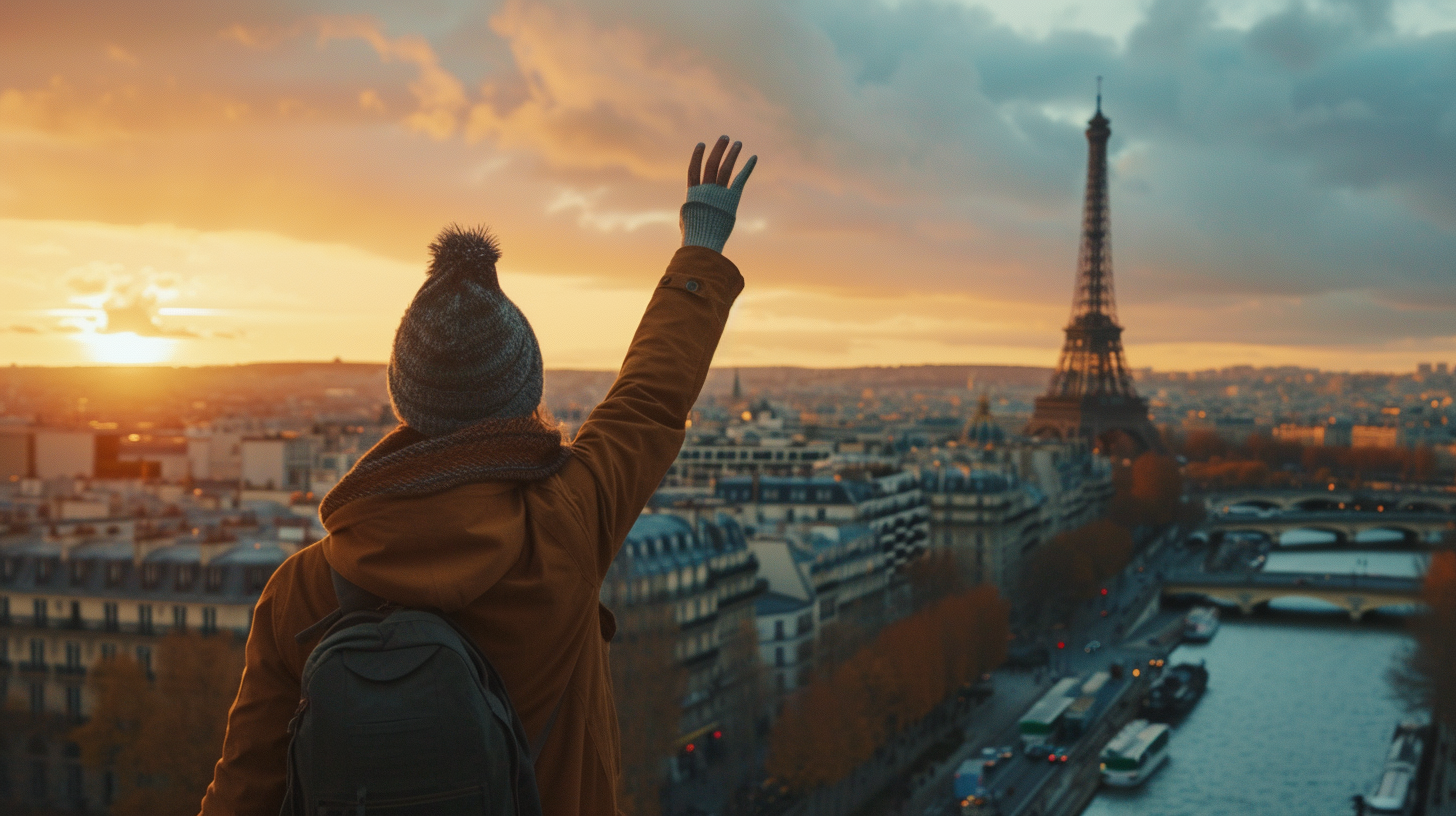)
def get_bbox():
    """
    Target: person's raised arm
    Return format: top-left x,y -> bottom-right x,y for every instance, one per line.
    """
557,136 -> 757,577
